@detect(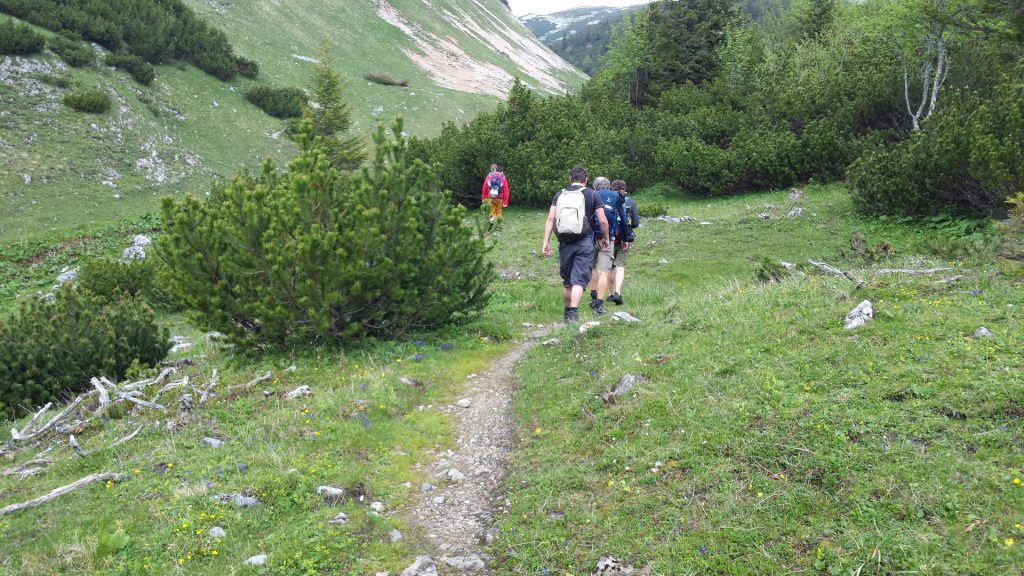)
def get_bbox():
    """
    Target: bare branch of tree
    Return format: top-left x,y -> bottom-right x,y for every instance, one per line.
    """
807,259 -> 865,288
0,472 -> 128,516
